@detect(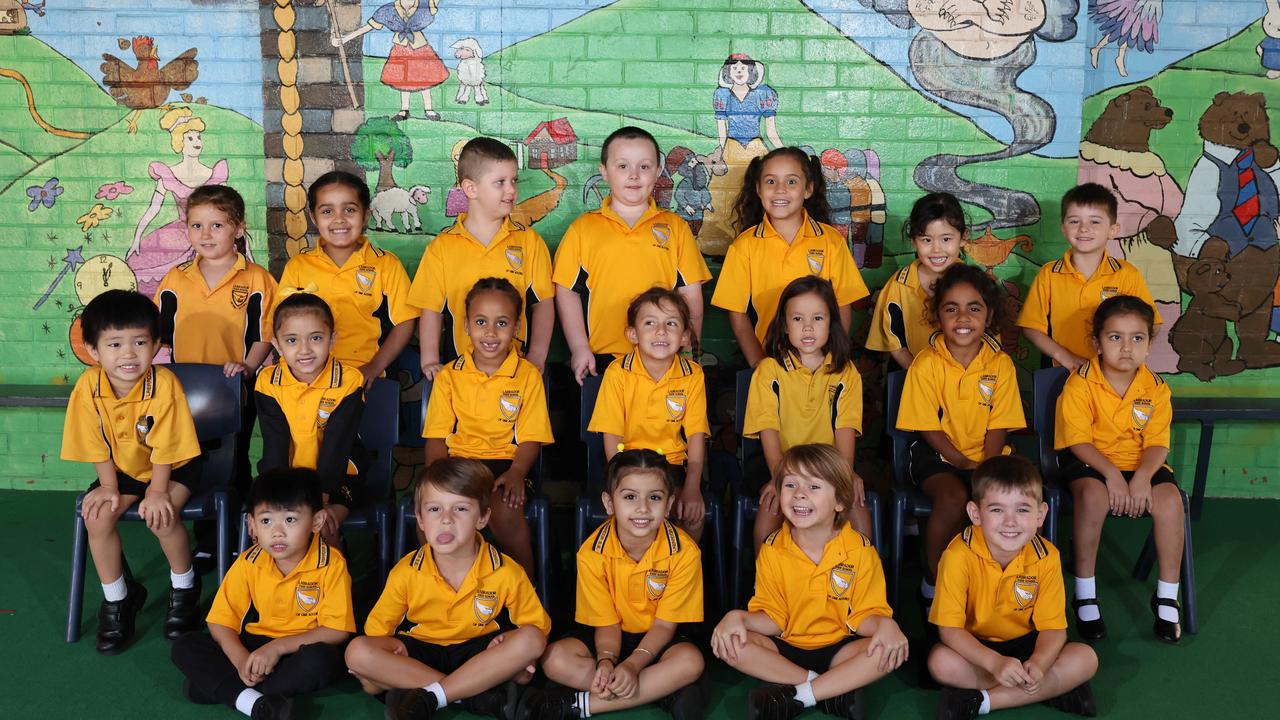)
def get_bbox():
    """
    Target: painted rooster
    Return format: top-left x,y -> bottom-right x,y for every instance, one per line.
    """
101,36 -> 199,133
